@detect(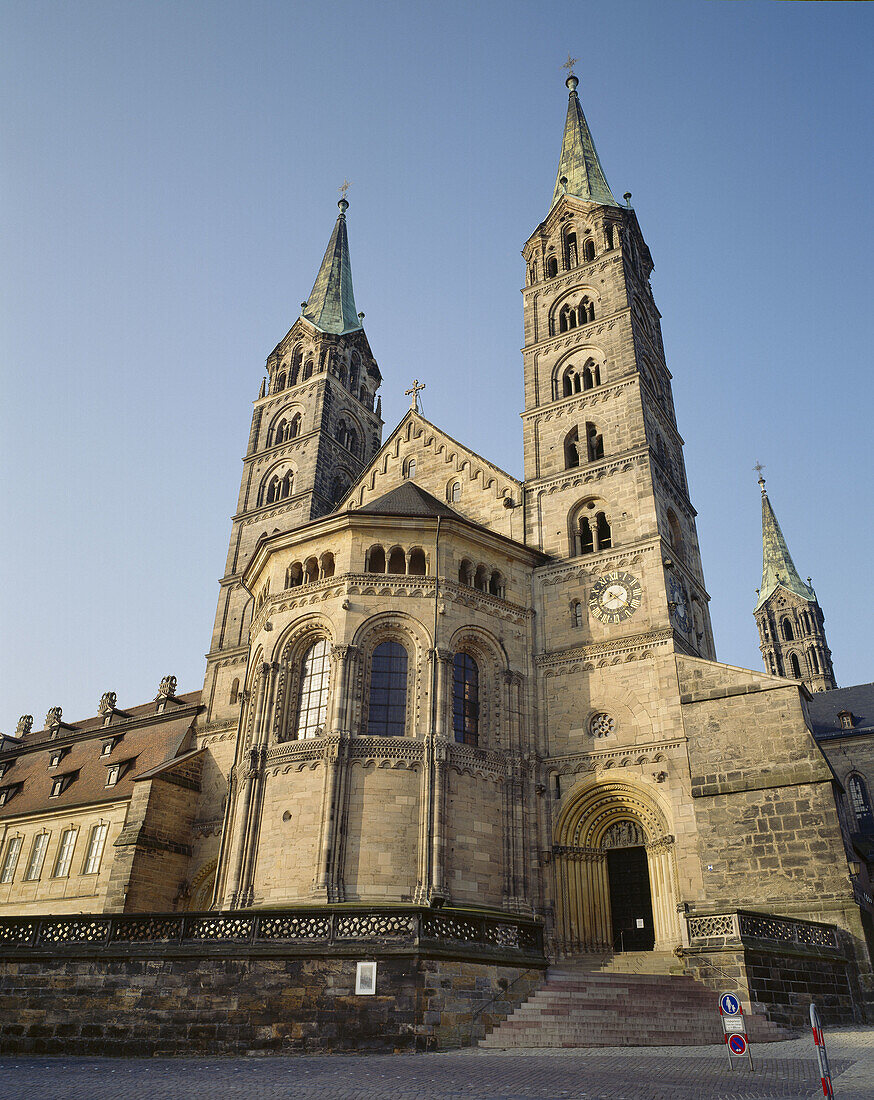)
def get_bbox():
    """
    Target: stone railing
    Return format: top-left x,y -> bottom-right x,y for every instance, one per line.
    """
0,906 -> 544,959
685,909 -> 840,952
